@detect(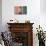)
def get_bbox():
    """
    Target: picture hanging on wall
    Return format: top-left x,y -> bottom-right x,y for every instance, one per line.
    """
14,6 -> 27,15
